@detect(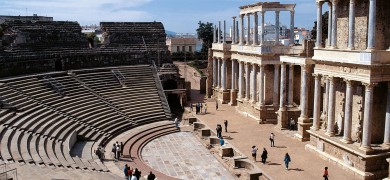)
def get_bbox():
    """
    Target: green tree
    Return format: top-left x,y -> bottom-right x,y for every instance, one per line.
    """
196,21 -> 213,53
86,32 -> 97,47
311,11 -> 329,44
